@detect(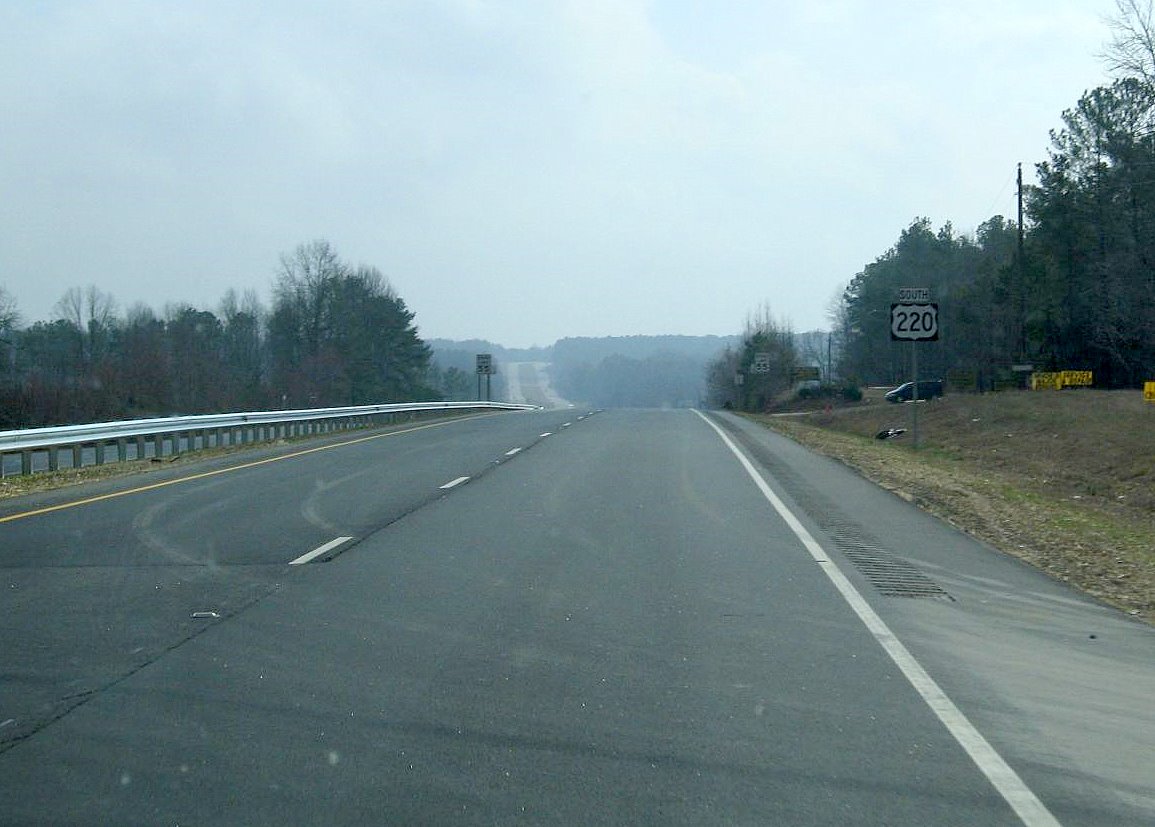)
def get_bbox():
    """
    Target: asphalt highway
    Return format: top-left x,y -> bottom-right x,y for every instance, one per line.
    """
1,409 -> 1153,825
502,361 -> 571,409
